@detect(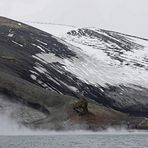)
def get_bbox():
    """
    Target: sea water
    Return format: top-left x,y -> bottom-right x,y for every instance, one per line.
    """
0,131 -> 148,148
